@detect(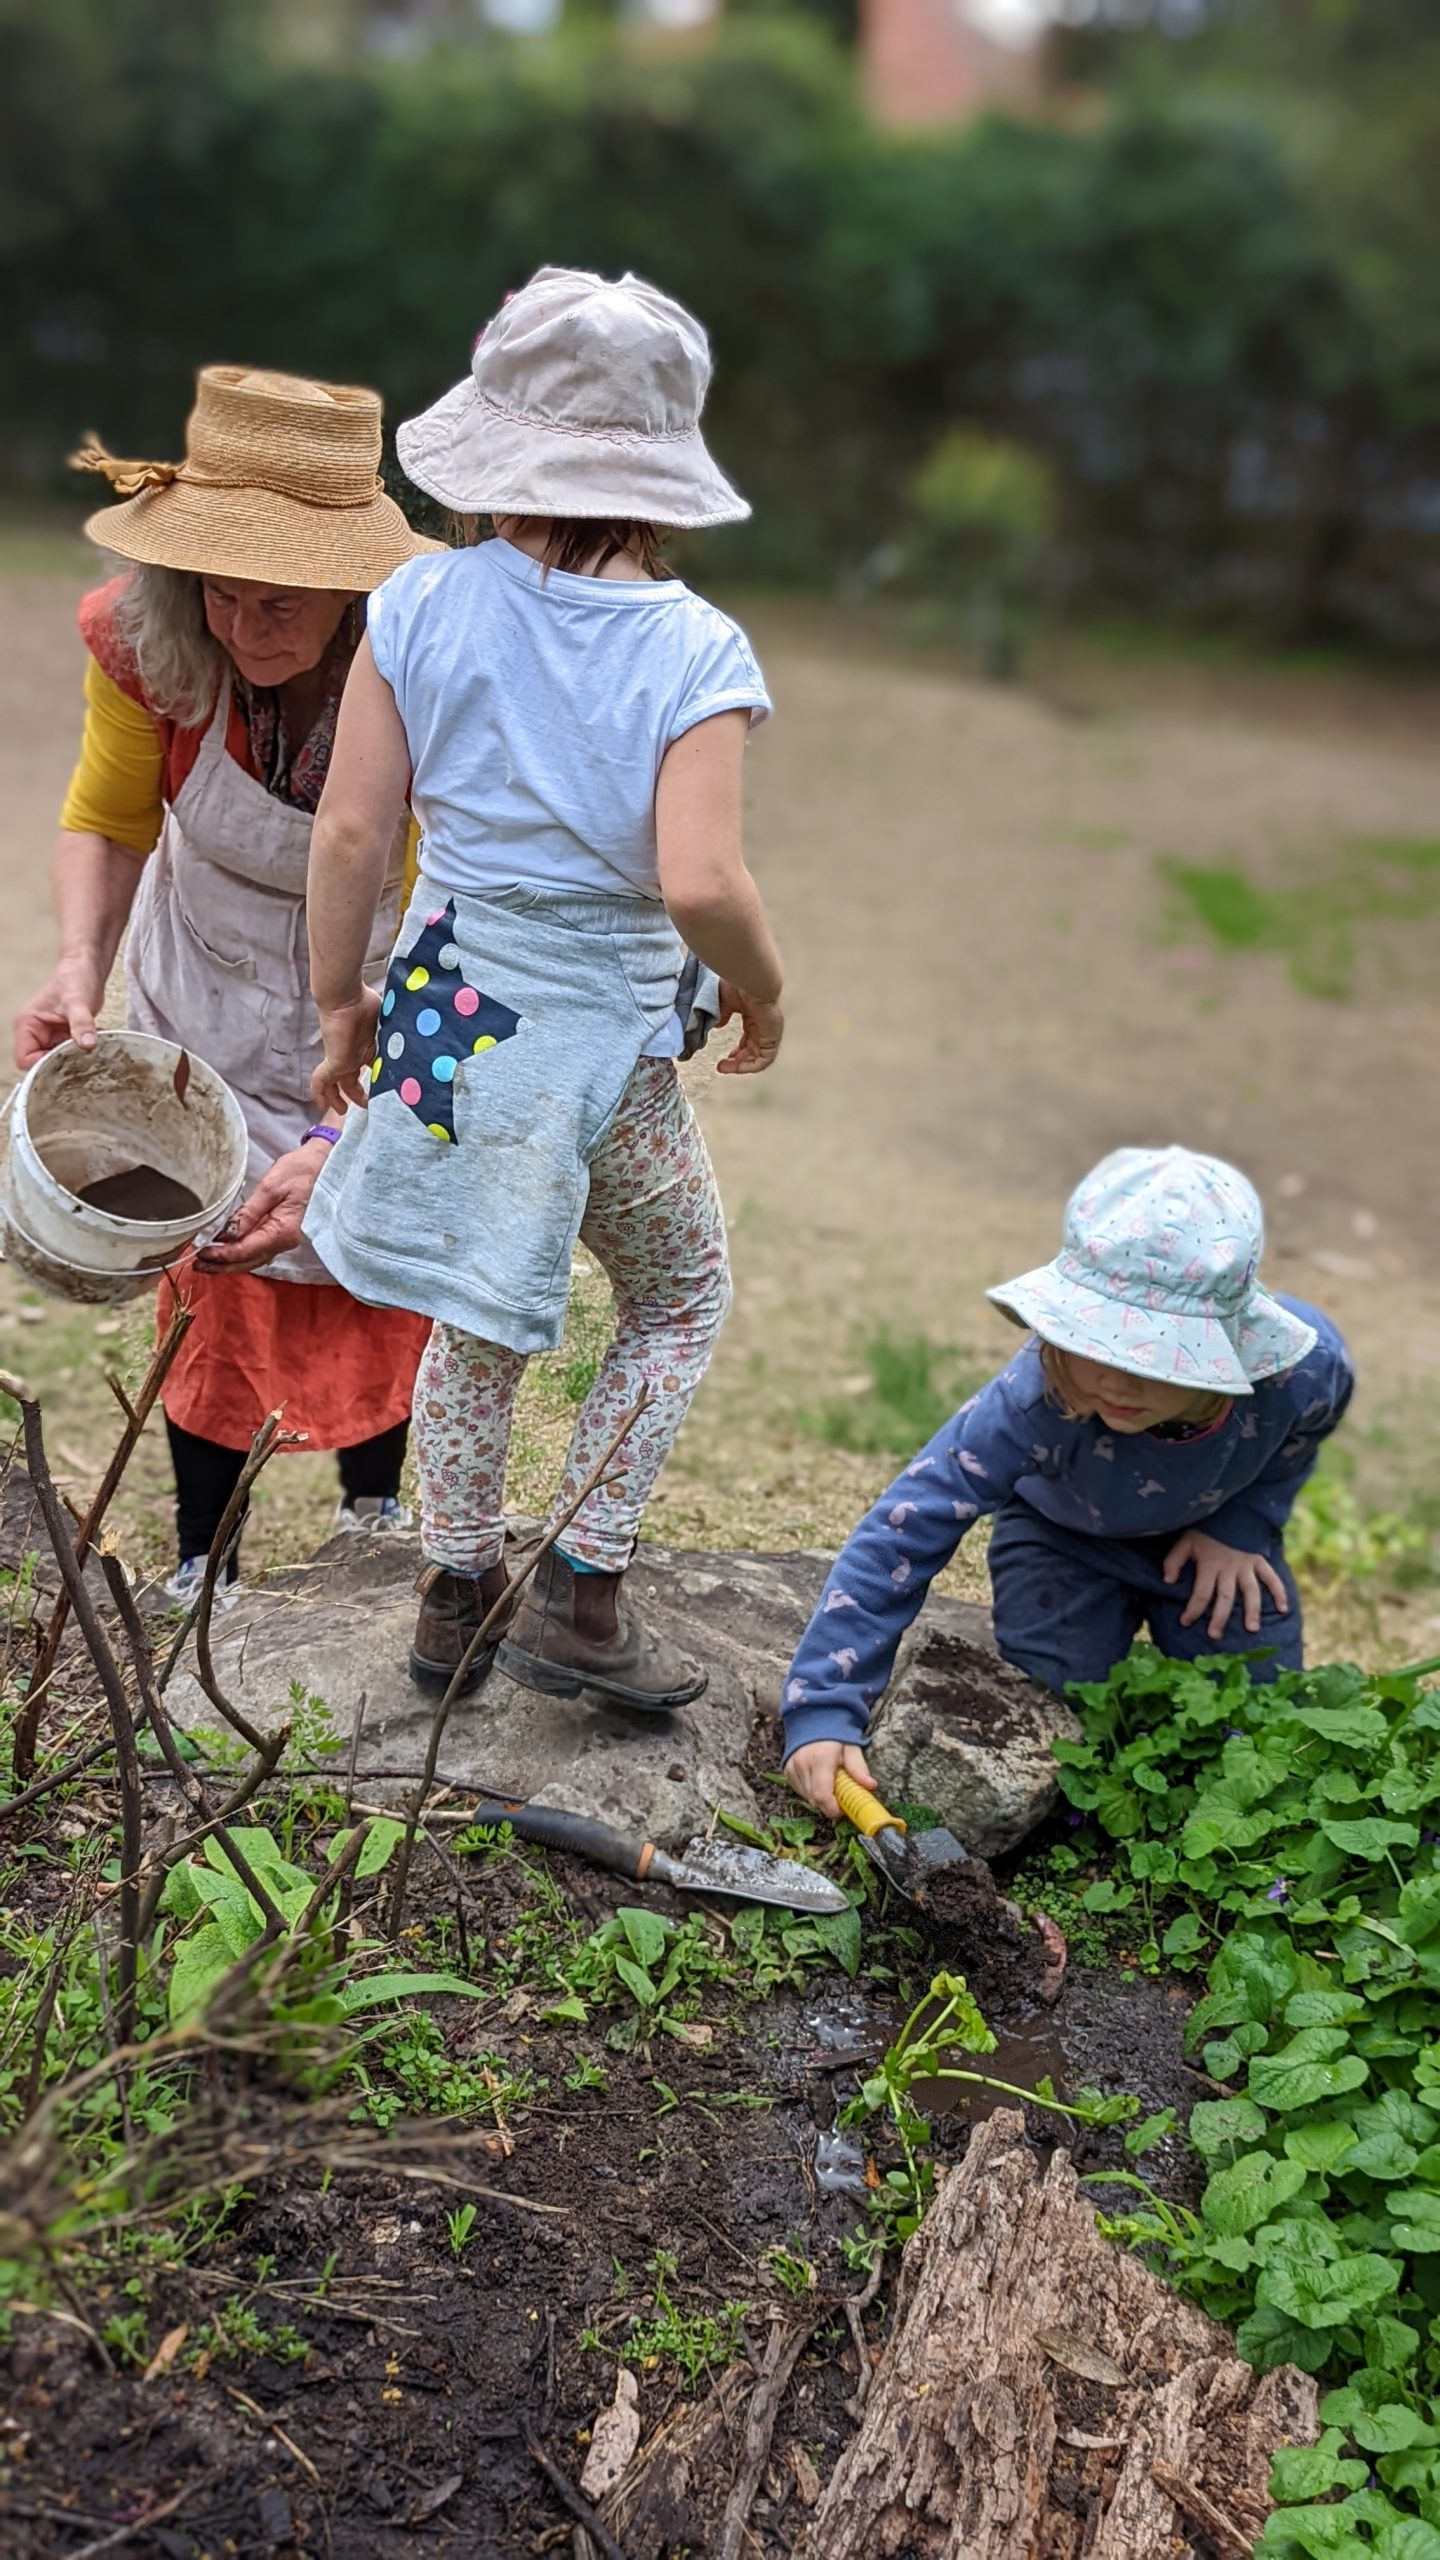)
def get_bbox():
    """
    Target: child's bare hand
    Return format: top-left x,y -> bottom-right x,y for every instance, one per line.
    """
1163,1530 -> 1289,1638
715,983 -> 783,1076
311,990 -> 381,1119
785,1740 -> 876,1824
